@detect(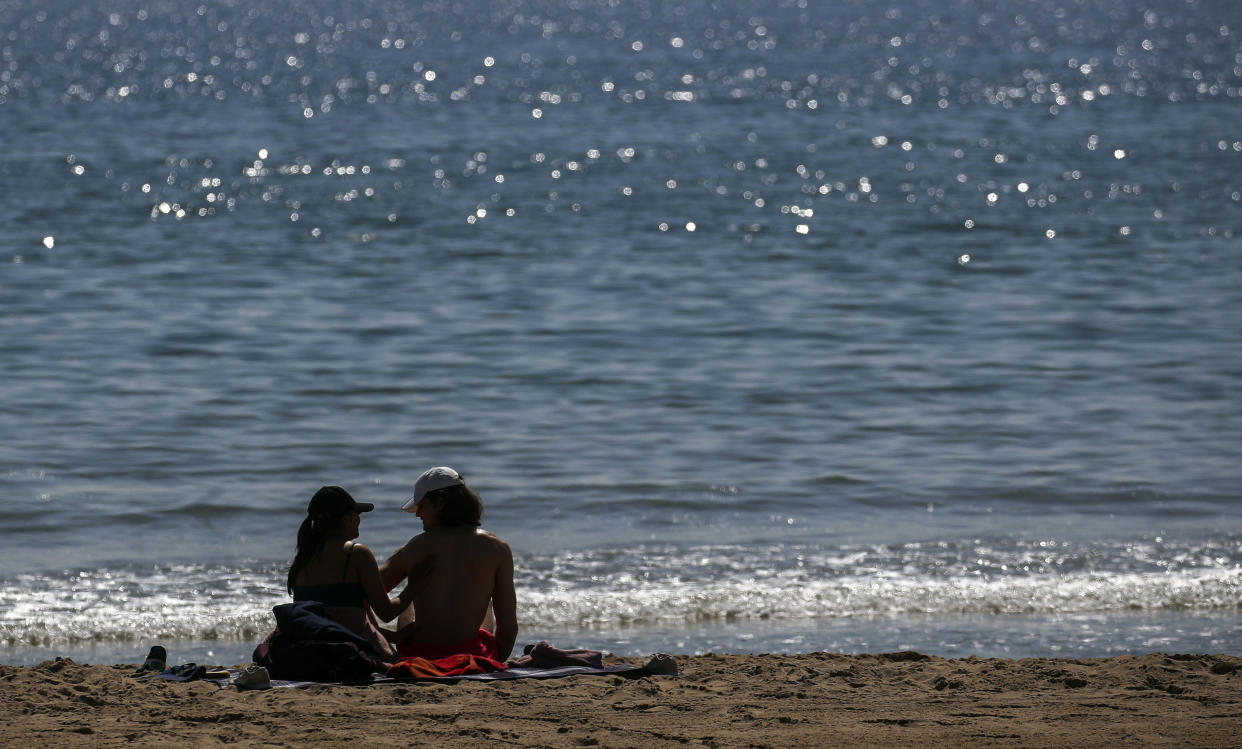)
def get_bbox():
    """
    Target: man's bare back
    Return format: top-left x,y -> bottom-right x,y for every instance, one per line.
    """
379,469 -> 517,660
384,527 -> 516,658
